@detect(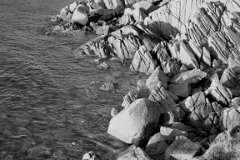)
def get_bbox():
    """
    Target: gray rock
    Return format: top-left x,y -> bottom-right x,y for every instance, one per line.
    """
100,77 -> 118,91
117,145 -> 152,160
164,135 -> 201,160
130,45 -> 157,75
220,68 -> 240,88
82,151 -> 100,160
168,82 -> 191,98
108,98 -> 161,146
148,83 -> 176,113
146,66 -> 168,91
145,133 -> 168,160
71,4 -> 89,26
171,69 -> 207,84
160,126 -> 188,144
103,0 -> 124,10
111,108 -> 119,117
